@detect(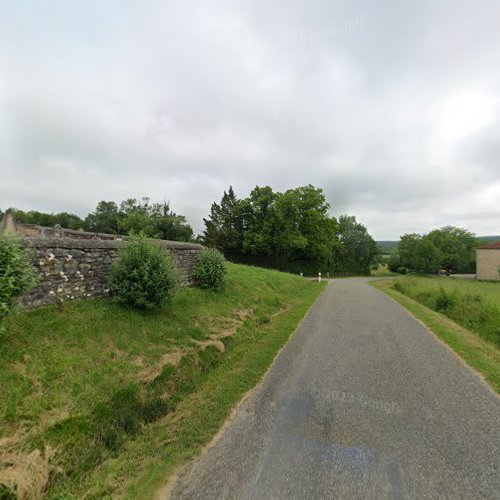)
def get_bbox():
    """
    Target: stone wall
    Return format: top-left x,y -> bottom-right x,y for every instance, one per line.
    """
19,238 -> 204,308
476,248 -> 500,281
